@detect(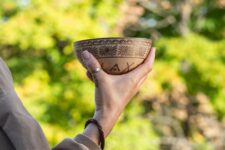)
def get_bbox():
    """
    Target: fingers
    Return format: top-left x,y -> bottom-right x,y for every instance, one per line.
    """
86,71 -> 94,82
128,47 -> 156,81
81,50 -> 107,84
